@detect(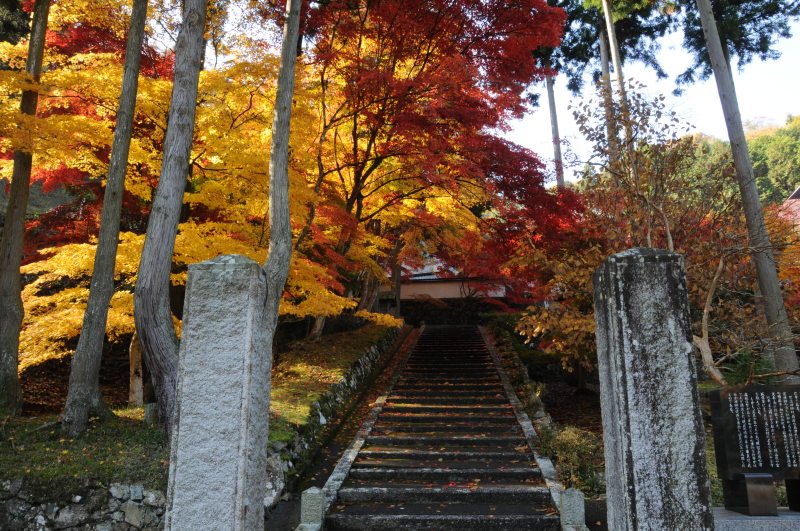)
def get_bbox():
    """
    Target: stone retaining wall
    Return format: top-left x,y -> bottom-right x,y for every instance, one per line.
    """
1,325 -> 403,529
0,479 -> 164,530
